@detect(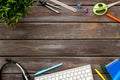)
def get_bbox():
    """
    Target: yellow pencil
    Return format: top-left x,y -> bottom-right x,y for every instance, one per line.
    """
95,69 -> 106,80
